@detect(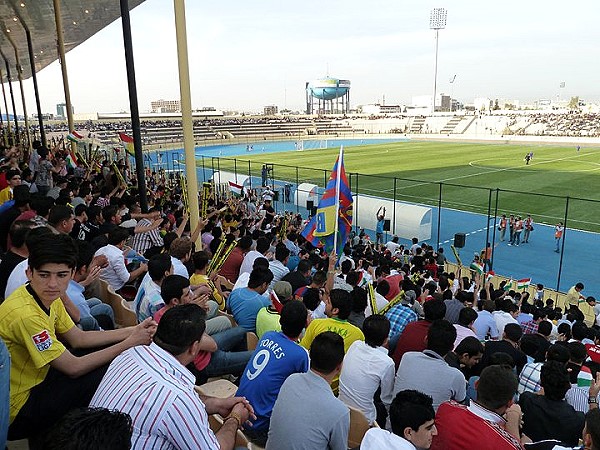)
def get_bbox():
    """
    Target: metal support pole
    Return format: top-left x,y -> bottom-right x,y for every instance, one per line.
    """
432,29 -> 439,114
247,160 -> 251,189
0,67 -> 10,146
173,0 -> 200,228
25,29 -> 46,147
52,0 -> 74,148
120,0 -> 149,211
491,189 -> 499,269
234,159 -> 238,183
392,177 -> 397,235
201,155 -> 206,182
436,182 -> 443,249
355,173 -> 359,232
556,196 -> 569,292
484,189 -> 492,269
295,166 -> 299,214
2,28 -> 31,149
4,60 -> 19,142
